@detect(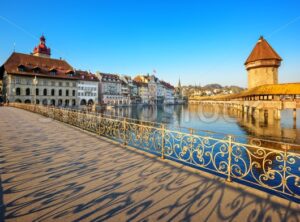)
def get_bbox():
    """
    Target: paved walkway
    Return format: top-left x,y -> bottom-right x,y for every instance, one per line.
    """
0,107 -> 299,222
